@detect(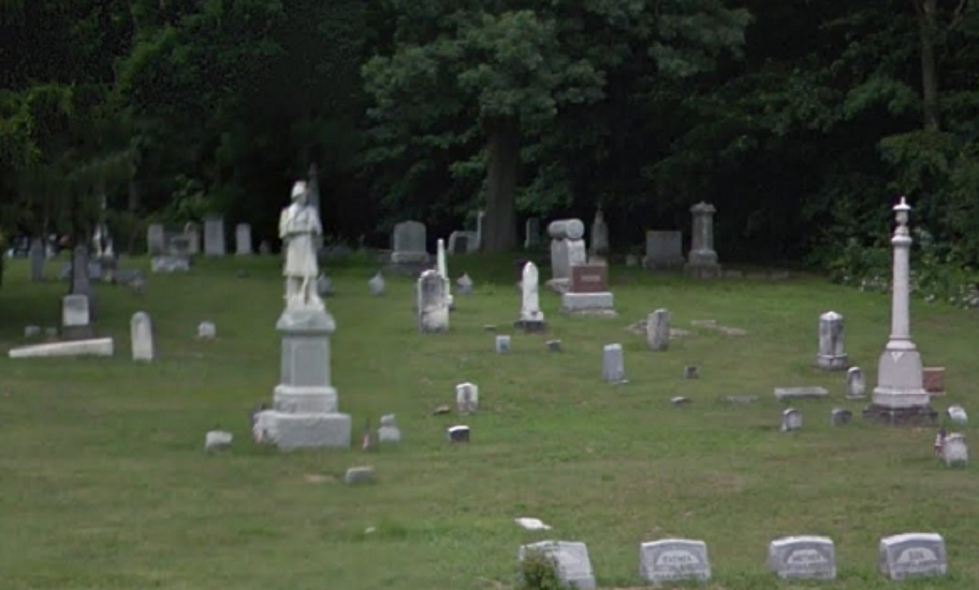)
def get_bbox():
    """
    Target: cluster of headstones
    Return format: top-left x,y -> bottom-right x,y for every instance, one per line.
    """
520,533 -> 949,588
147,217 -> 267,273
